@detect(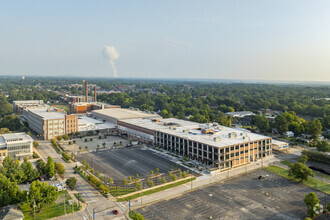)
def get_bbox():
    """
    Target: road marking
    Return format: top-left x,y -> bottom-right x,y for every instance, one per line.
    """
119,203 -> 125,208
